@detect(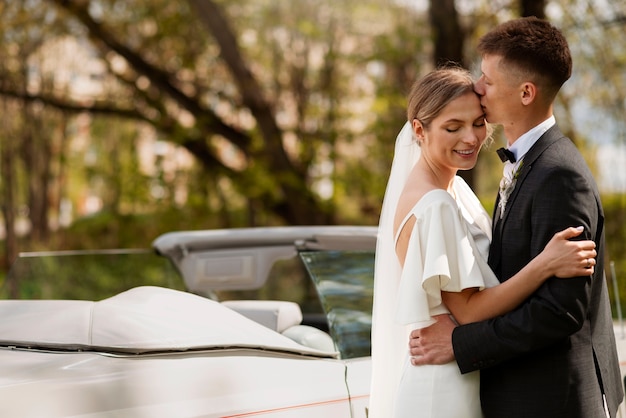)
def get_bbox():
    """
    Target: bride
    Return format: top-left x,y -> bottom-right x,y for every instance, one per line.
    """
368,67 -> 596,418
